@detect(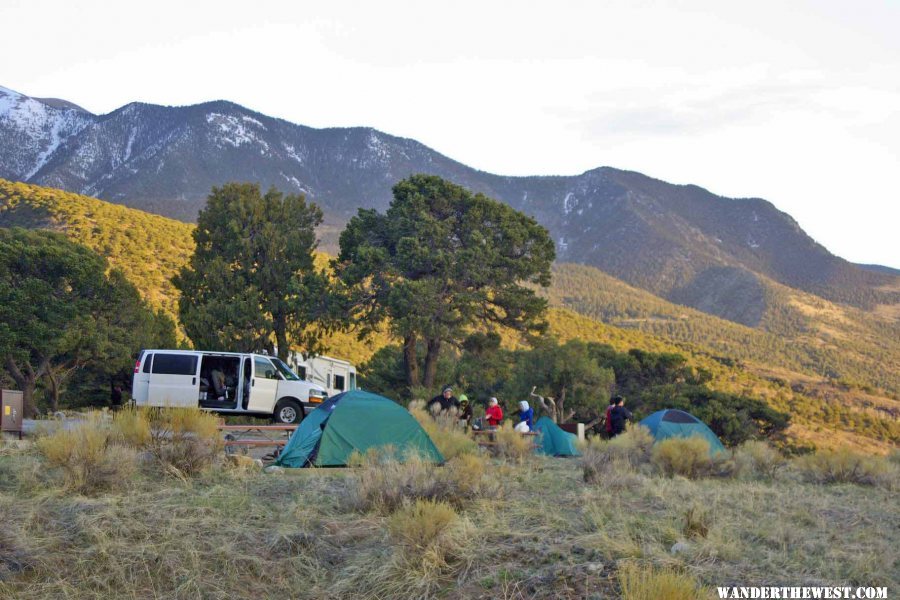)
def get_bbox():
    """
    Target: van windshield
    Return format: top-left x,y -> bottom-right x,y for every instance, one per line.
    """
271,358 -> 301,381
